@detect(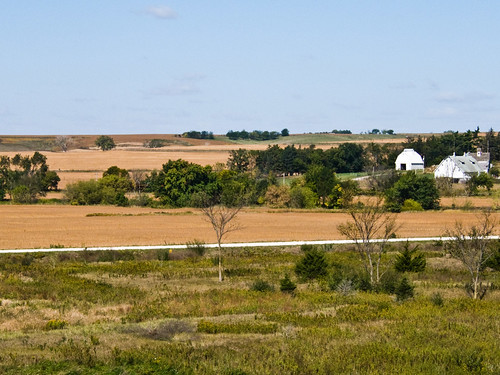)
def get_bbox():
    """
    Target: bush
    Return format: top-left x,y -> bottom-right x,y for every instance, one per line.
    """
430,292 -> 444,307
401,199 -> 424,212
44,319 -> 67,330
144,139 -> 167,148
295,249 -> 329,280
250,279 -> 274,292
186,239 -> 206,257
395,277 -> 414,301
335,279 -> 356,296
279,274 -> 297,294
11,185 -> 34,203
